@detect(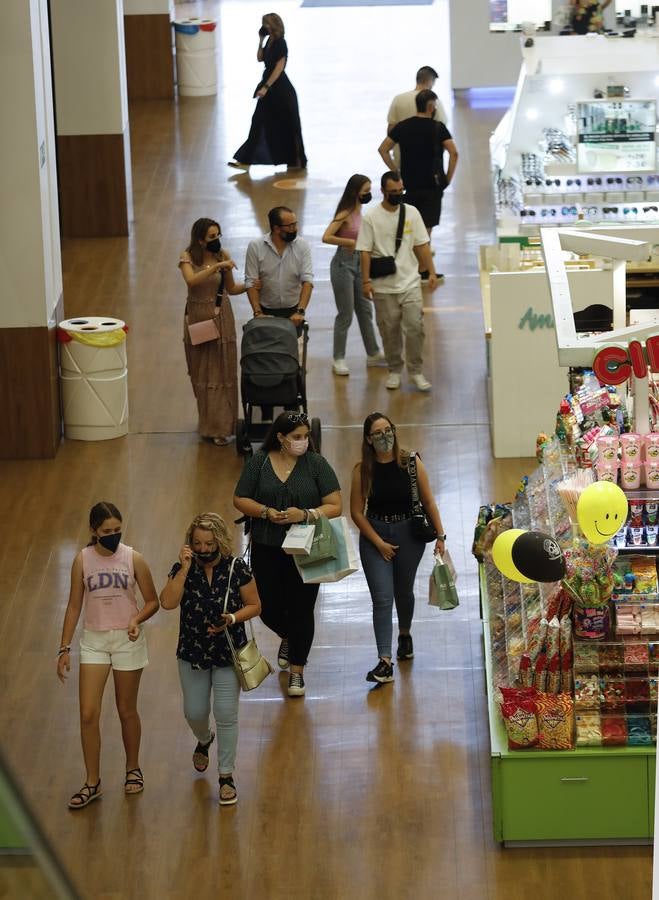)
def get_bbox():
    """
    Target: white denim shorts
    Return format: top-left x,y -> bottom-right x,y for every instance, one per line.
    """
80,627 -> 148,671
